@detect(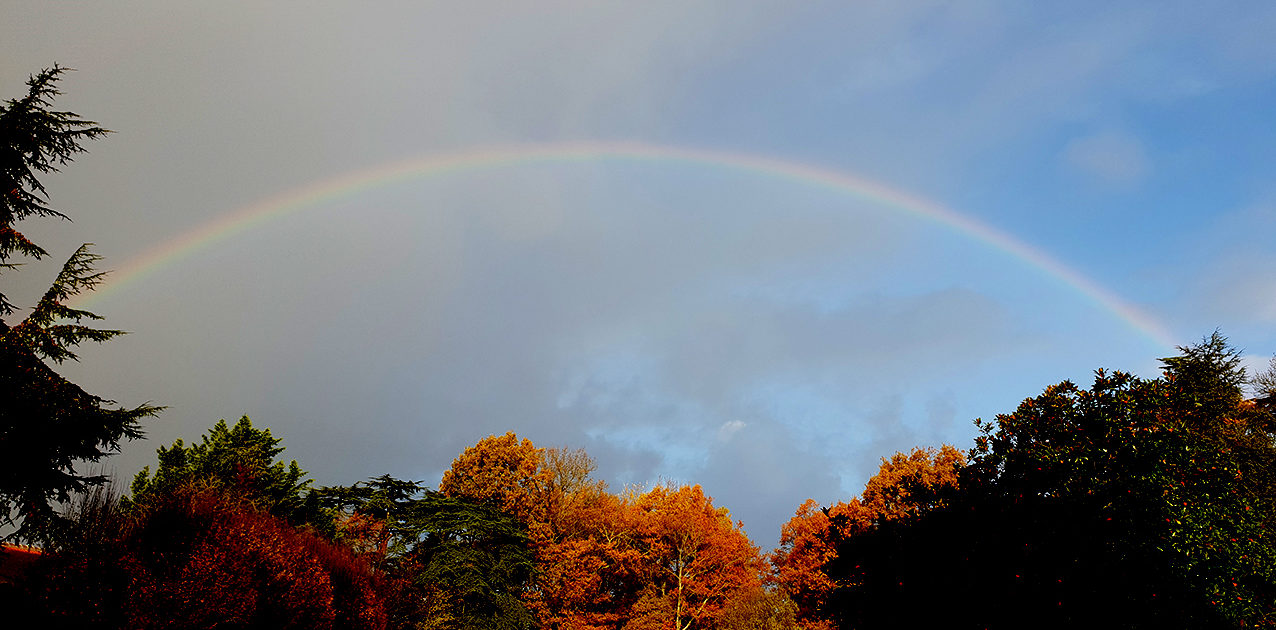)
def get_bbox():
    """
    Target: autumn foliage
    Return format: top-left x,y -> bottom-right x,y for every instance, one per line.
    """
436,433 -> 770,630
627,484 -> 763,630
17,333 -> 1276,630
10,337 -> 1275,630
440,432 -> 552,529
31,482 -> 385,630
771,446 -> 963,630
